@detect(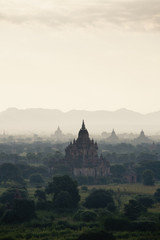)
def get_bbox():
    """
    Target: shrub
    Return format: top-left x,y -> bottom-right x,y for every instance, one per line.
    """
142,170 -> 155,186
107,202 -> 117,212
0,203 -> 5,217
154,188 -> 160,202
34,189 -> 46,201
13,199 -> 36,222
0,187 -> 28,206
1,210 -> 15,224
131,220 -> 157,231
77,230 -> 115,240
97,208 -> 112,218
0,163 -> 24,184
84,189 -> 114,209
0,236 -> 15,240
30,174 -> 44,185
36,200 -> 53,210
80,211 -> 97,222
104,216 -> 131,231
124,199 -> 146,220
74,210 -> 97,222
136,195 -> 154,208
